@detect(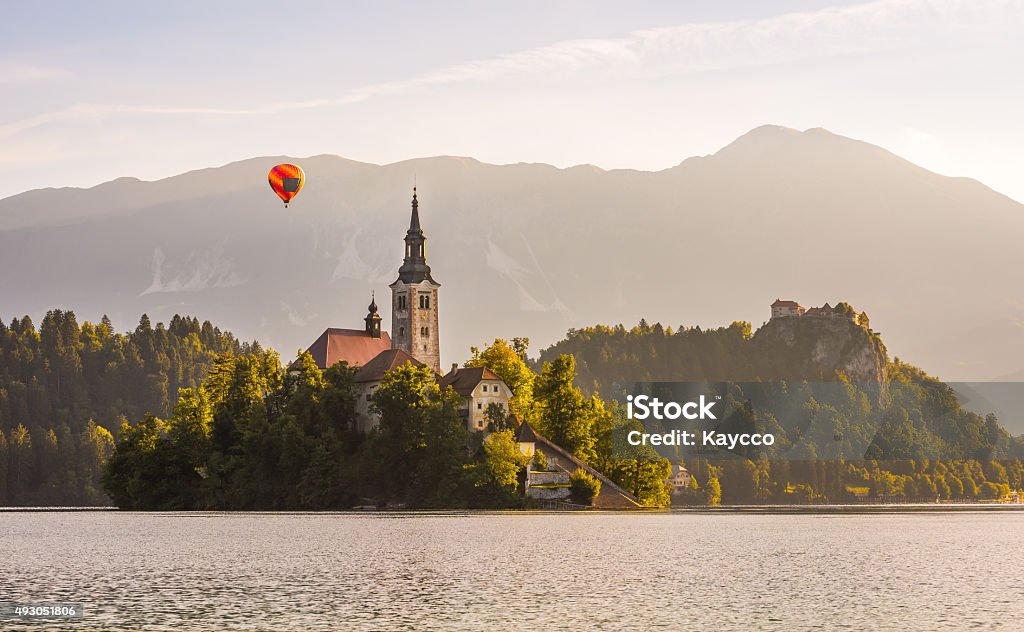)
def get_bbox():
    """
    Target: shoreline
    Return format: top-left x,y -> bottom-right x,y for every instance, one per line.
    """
4,503 -> 1024,515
